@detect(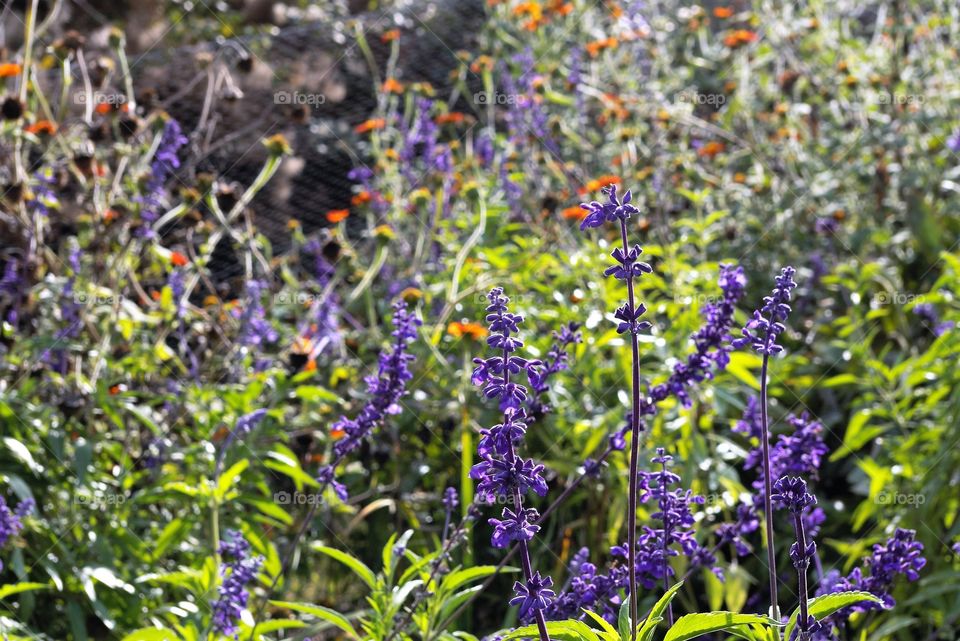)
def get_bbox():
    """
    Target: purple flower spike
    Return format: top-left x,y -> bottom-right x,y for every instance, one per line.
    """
733,266 -> 797,356
469,288 -> 554,640
212,530 -> 263,638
